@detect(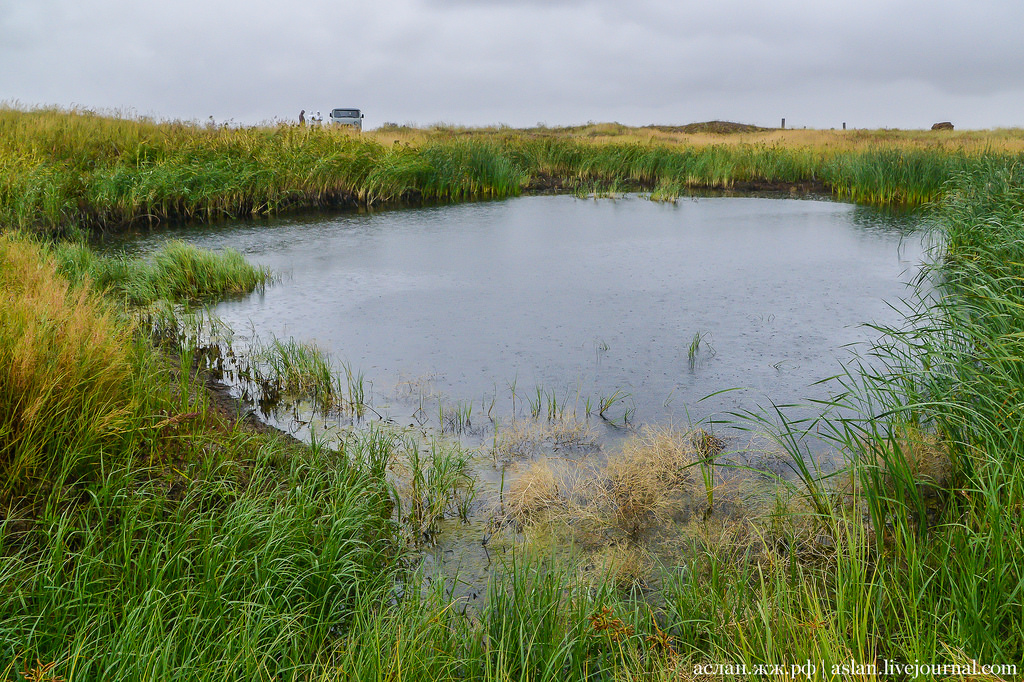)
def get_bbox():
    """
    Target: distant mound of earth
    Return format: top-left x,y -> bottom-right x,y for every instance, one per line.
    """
645,121 -> 772,134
